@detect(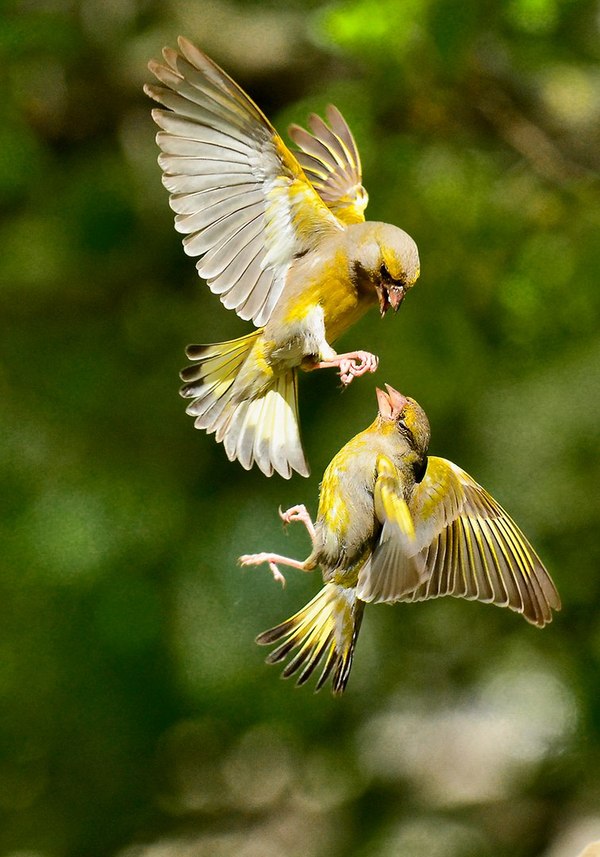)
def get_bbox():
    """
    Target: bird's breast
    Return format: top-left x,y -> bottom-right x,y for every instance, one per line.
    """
322,276 -> 375,343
